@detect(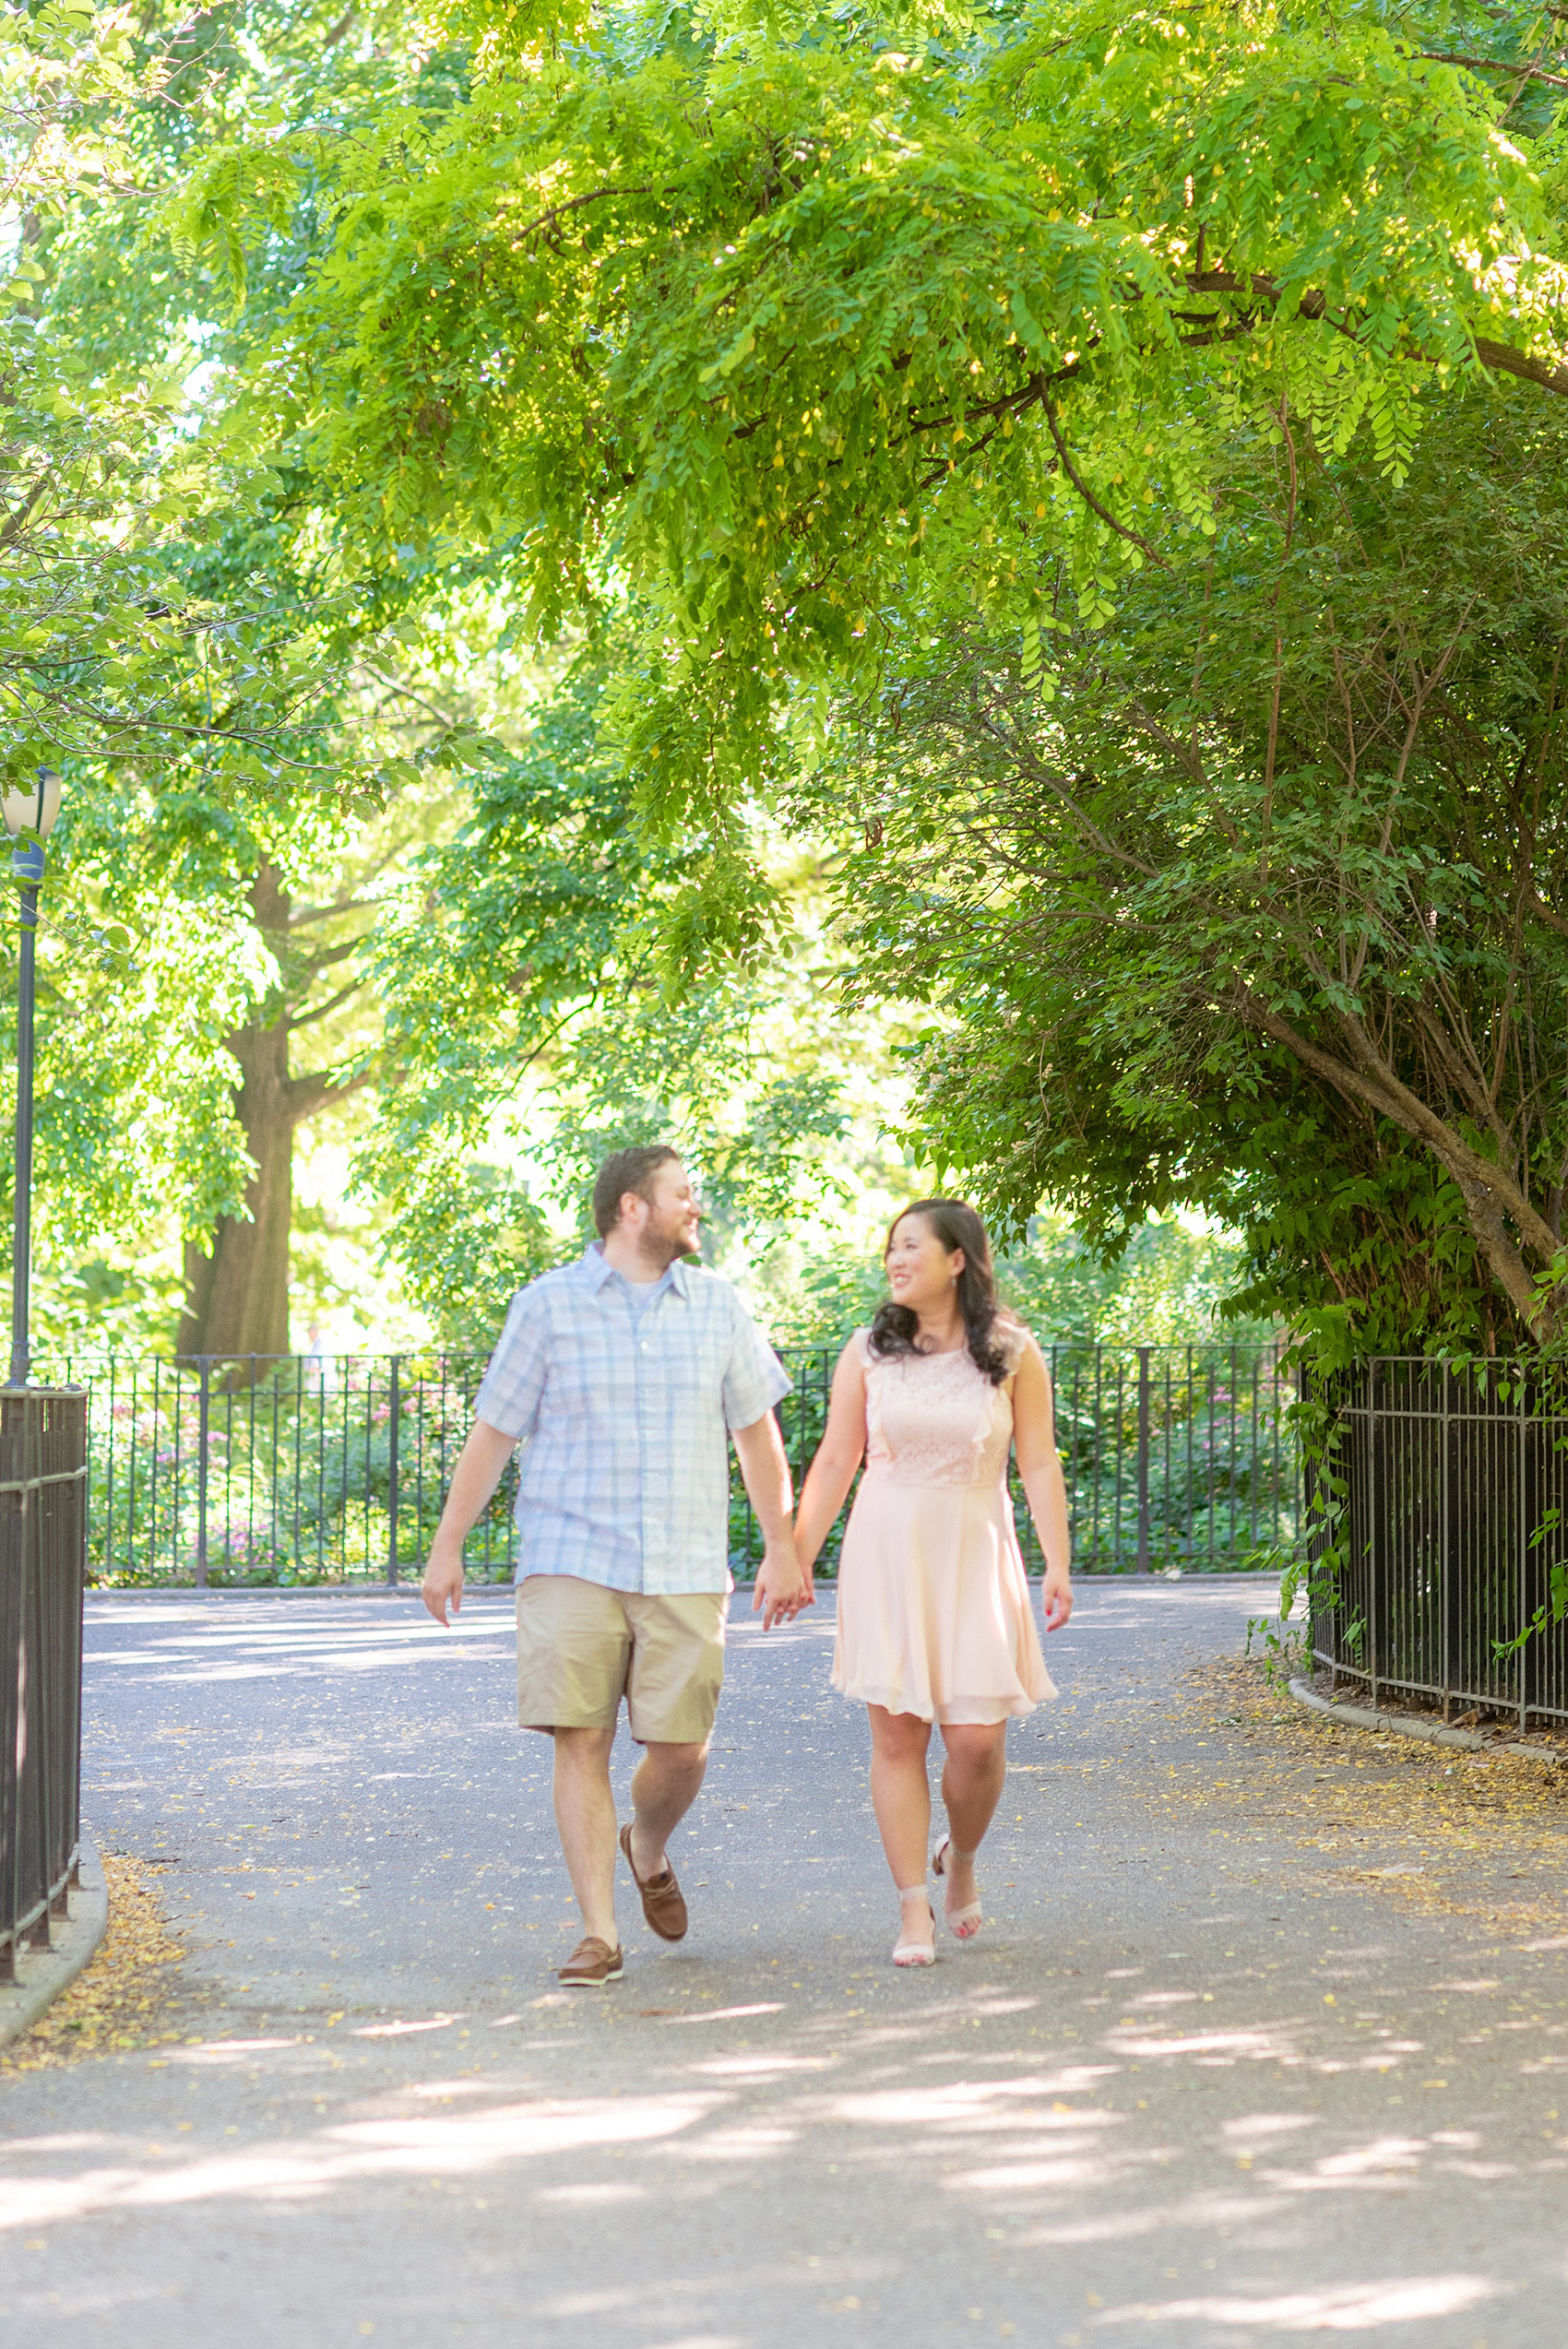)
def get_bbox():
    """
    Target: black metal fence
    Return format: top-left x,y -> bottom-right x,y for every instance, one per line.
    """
1308,1358 -> 1568,1729
52,1341 -> 1296,1588
737,1340 -> 1298,1577
55,1354 -> 508,1589
1,1386 -> 87,1977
